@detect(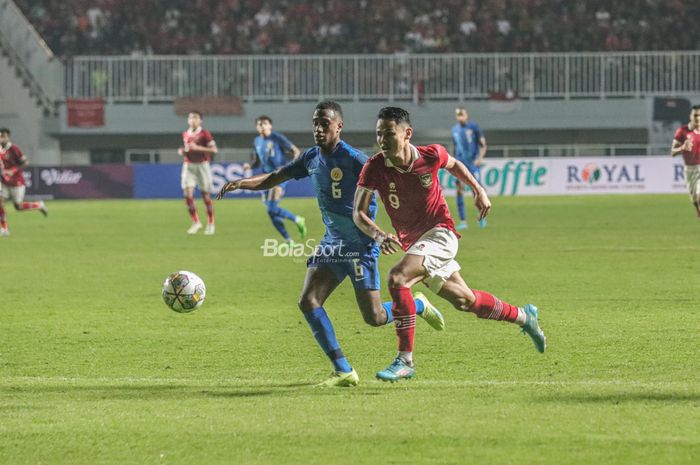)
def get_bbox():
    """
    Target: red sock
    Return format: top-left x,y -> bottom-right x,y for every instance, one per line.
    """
19,201 -> 40,211
389,287 -> 416,352
470,290 -> 520,322
185,198 -> 199,223
204,197 -> 214,224
0,204 -> 6,228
